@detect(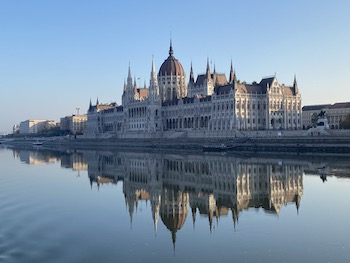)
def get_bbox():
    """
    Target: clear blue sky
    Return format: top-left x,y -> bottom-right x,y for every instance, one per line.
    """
1,0 -> 349,134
